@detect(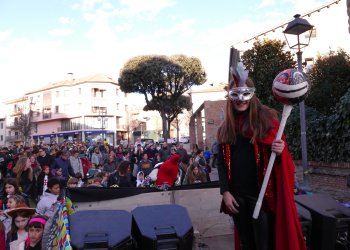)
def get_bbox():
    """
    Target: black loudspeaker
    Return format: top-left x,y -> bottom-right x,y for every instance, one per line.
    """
296,202 -> 312,249
131,204 -> 193,250
70,210 -> 133,250
295,194 -> 350,250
